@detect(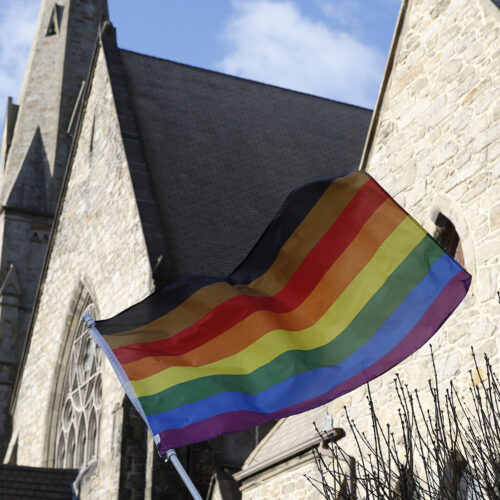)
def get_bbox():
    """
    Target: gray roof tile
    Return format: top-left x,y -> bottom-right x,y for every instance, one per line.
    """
242,405 -> 327,471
